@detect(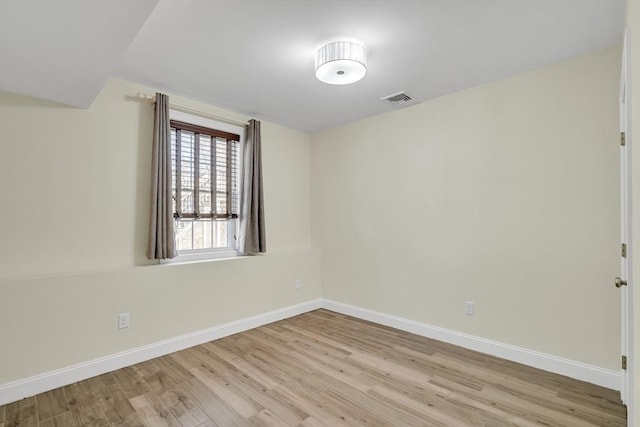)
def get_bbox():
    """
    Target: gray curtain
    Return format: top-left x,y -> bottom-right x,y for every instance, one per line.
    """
238,119 -> 266,254
147,93 -> 177,260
